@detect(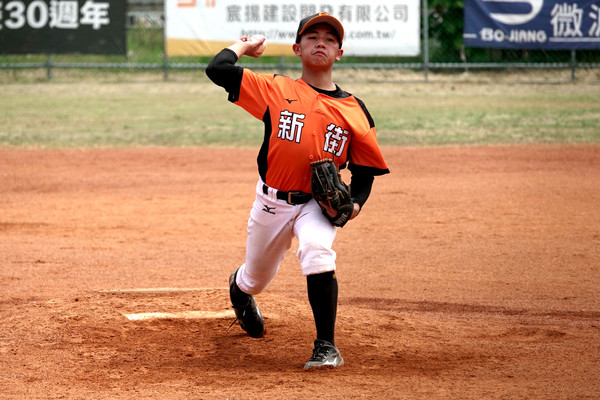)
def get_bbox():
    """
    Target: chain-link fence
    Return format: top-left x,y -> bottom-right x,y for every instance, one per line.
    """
1,0 -> 599,83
